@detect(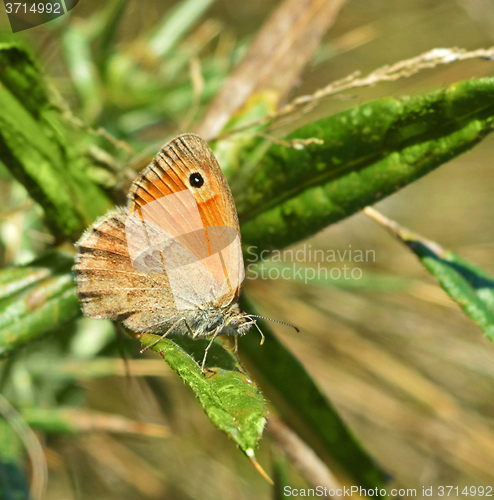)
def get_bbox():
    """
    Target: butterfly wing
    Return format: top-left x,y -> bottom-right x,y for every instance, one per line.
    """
73,134 -> 244,333
73,210 -> 179,333
127,134 -> 244,306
